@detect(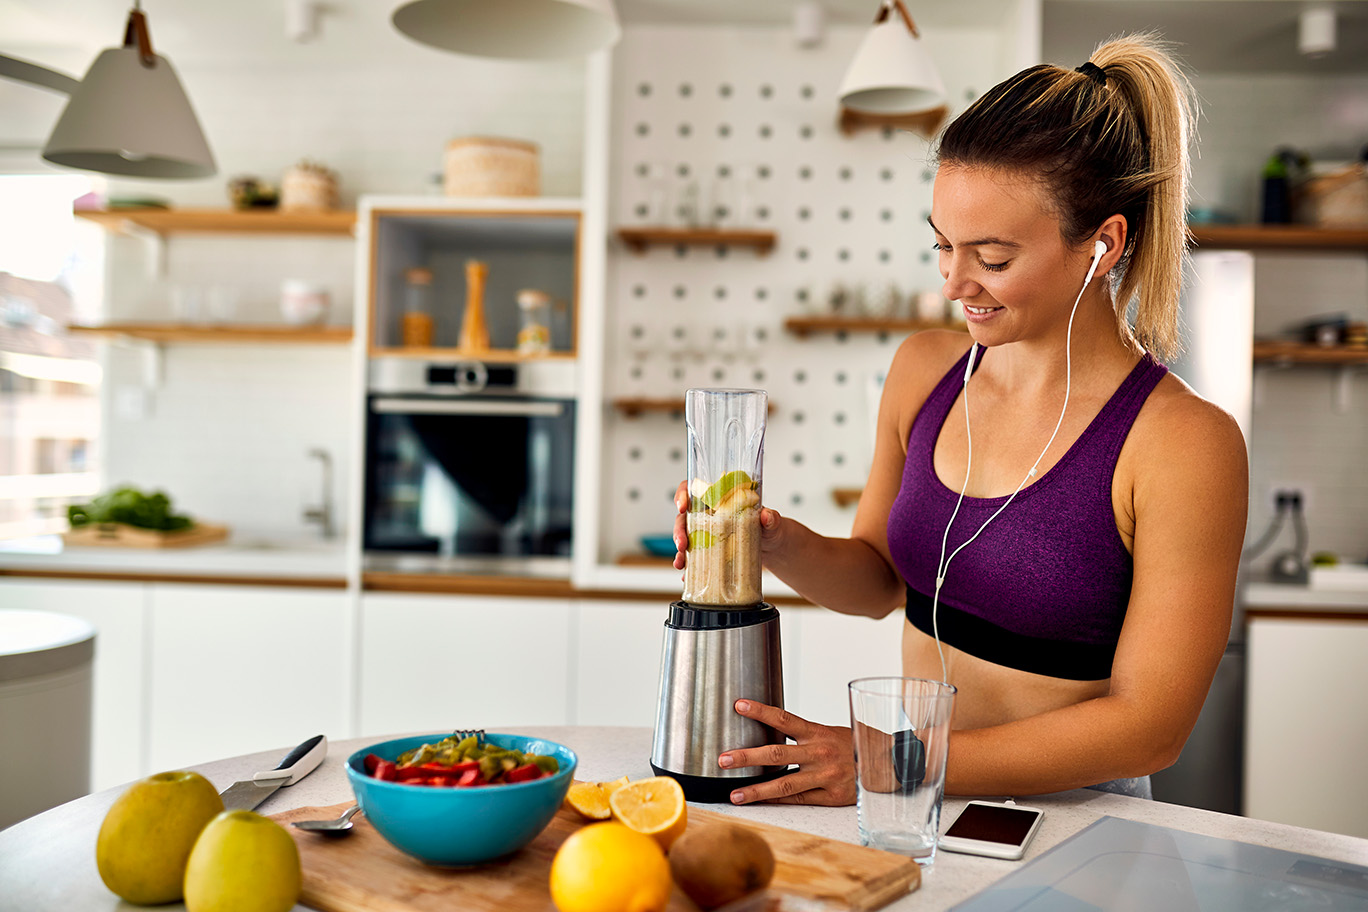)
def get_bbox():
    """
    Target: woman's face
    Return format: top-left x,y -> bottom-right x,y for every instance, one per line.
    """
930,165 -> 1097,346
